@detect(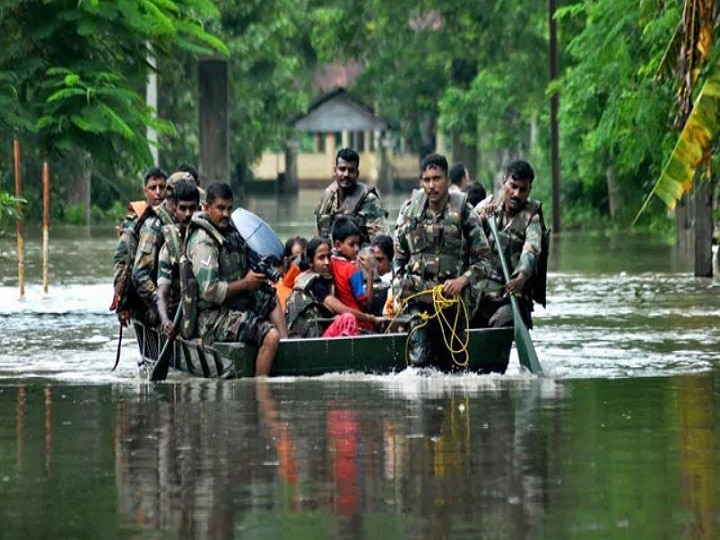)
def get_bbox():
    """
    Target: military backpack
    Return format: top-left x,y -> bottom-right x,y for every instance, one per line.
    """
110,203 -> 152,316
